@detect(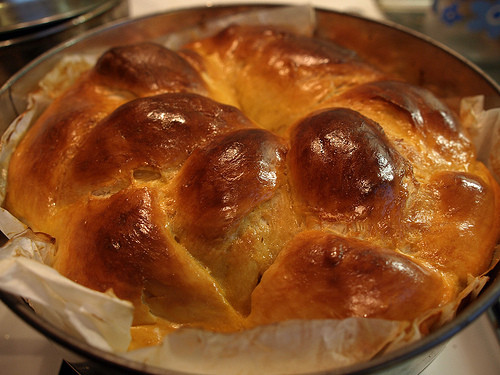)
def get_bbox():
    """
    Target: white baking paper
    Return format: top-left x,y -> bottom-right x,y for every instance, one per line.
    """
461,95 -> 500,182
0,209 -> 134,353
